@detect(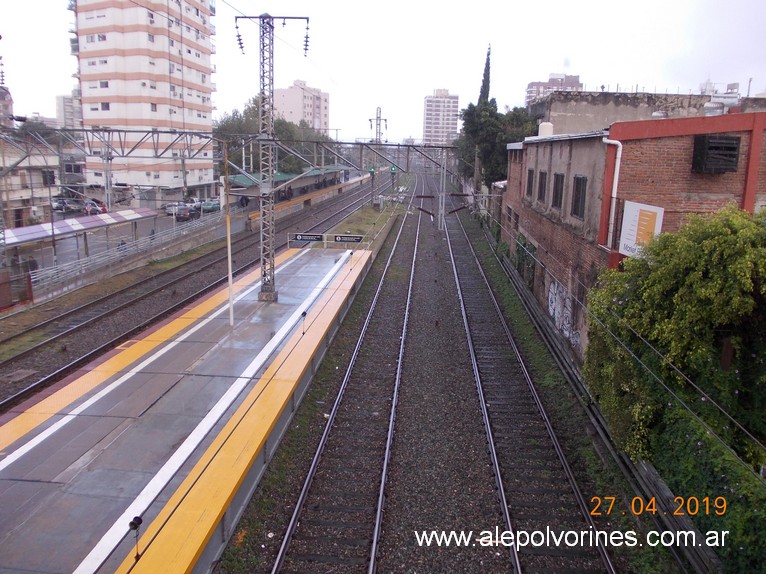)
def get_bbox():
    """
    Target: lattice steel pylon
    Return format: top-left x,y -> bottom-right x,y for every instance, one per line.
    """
235,13 -> 309,302
257,14 -> 277,301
